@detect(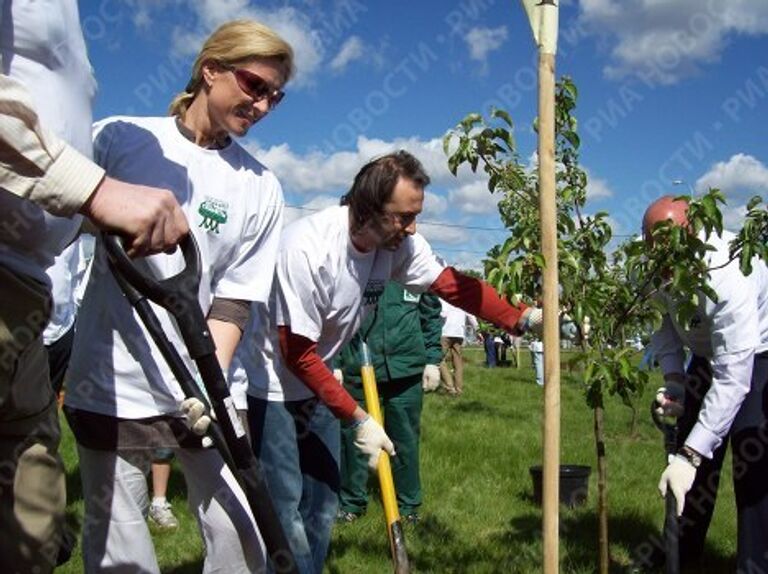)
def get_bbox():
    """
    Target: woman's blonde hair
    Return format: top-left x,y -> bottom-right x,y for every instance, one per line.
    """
169,19 -> 294,117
